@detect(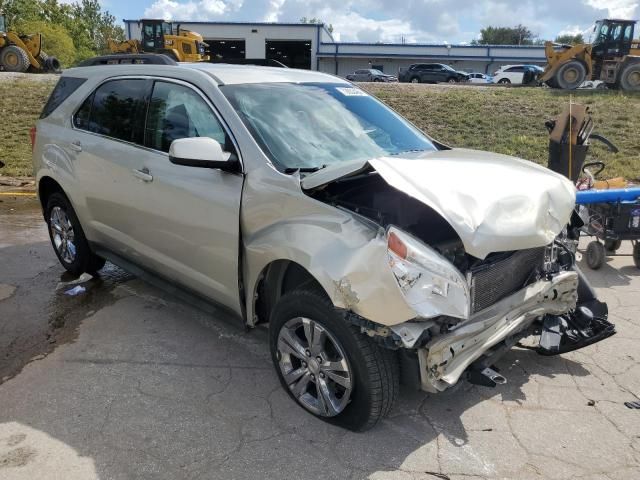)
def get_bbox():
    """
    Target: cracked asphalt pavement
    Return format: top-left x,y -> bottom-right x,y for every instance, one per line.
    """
1,196 -> 639,479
